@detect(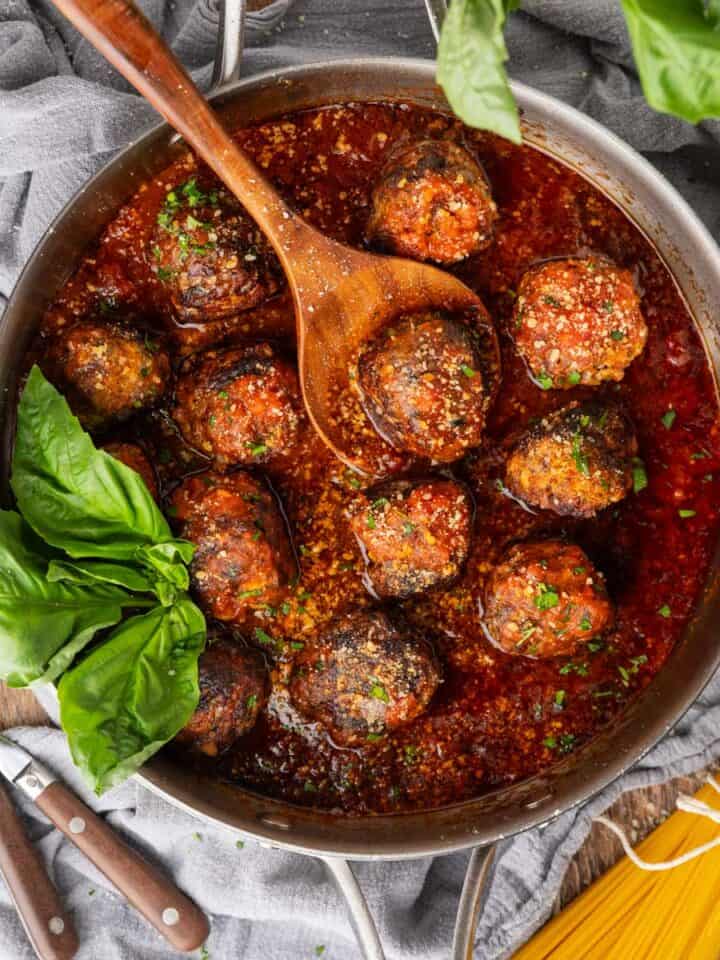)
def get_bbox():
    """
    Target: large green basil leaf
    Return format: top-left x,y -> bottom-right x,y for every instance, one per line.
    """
47,559 -> 155,595
12,366 -> 172,560
0,511 -> 138,687
58,596 -> 206,794
437,0 -> 521,143
620,0 -> 720,123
